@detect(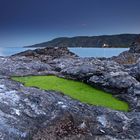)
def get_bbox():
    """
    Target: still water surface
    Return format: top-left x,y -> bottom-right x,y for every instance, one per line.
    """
0,47 -> 129,58
69,48 -> 128,58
